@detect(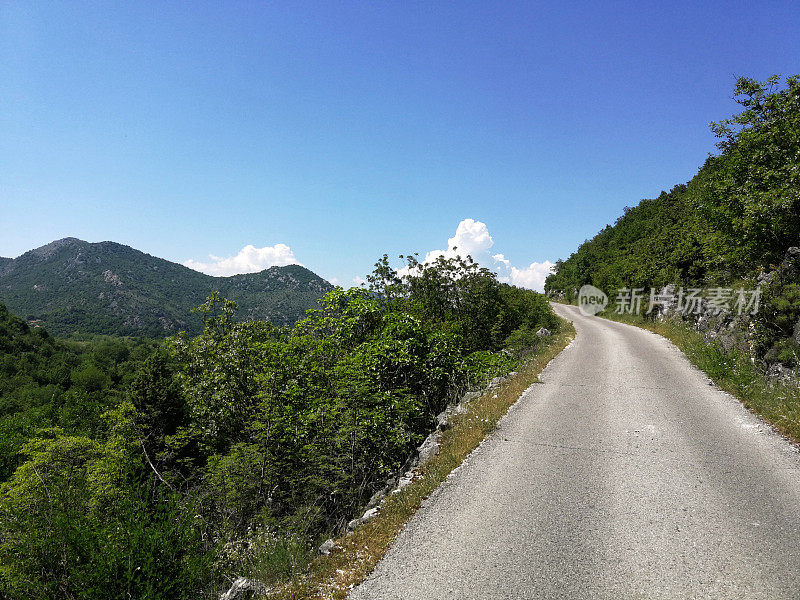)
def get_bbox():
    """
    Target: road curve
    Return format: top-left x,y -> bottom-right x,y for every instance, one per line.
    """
349,304 -> 800,599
